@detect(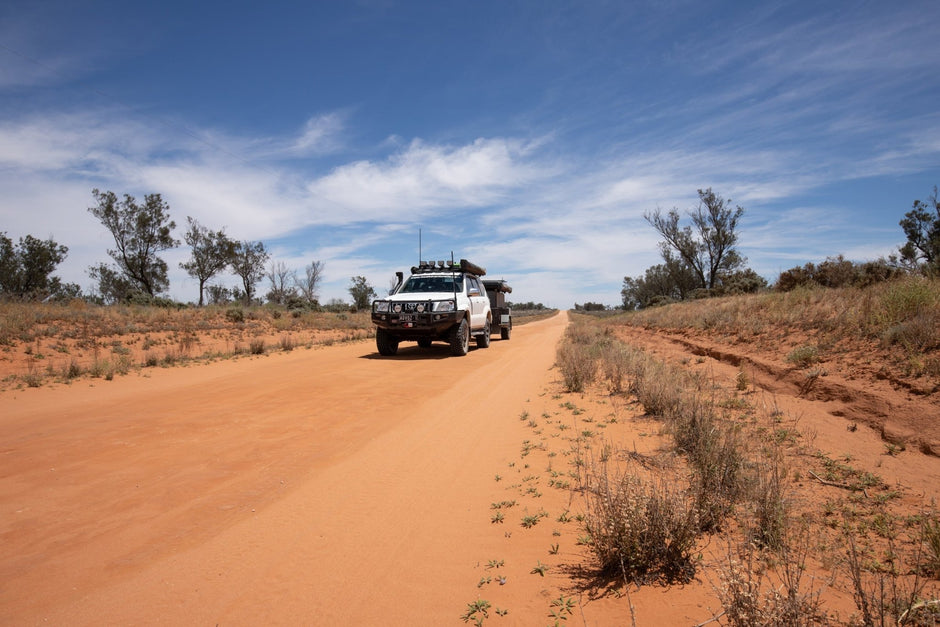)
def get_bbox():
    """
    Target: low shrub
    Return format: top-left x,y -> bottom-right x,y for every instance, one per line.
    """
671,395 -> 746,532
922,511 -> 940,579
786,345 -> 820,367
747,452 -> 790,551
584,469 -> 699,584
717,532 -> 828,626
557,341 -> 595,393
